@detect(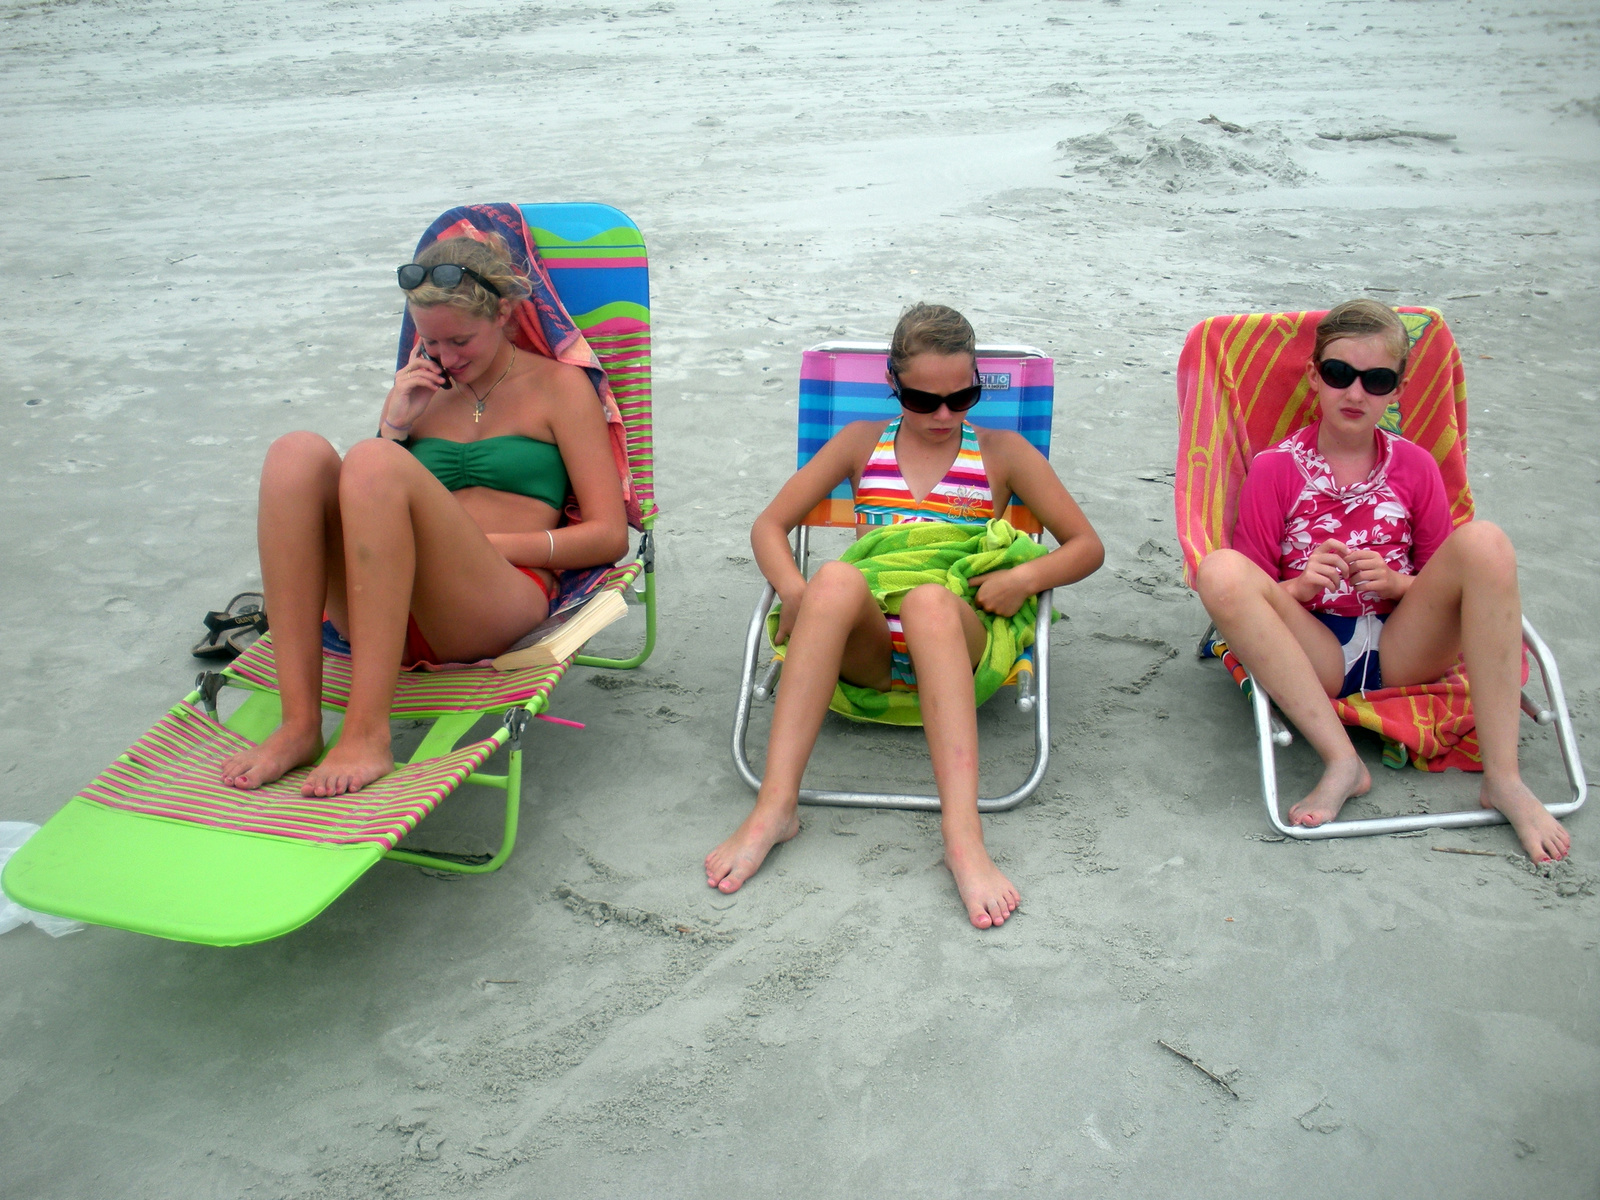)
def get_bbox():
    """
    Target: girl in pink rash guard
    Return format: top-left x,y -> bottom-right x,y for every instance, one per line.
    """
1196,299 -> 1570,863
